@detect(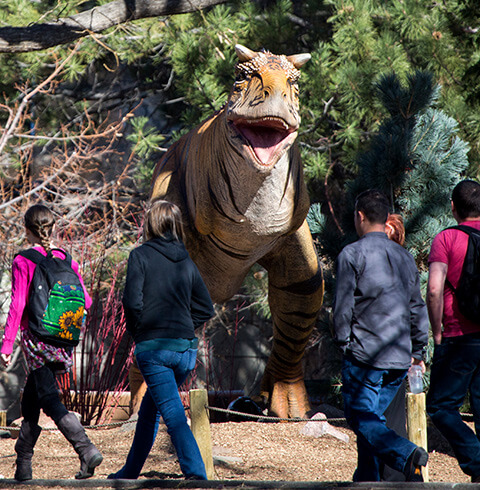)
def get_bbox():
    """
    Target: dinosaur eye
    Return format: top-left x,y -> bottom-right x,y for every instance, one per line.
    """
235,72 -> 248,83
289,81 -> 299,96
